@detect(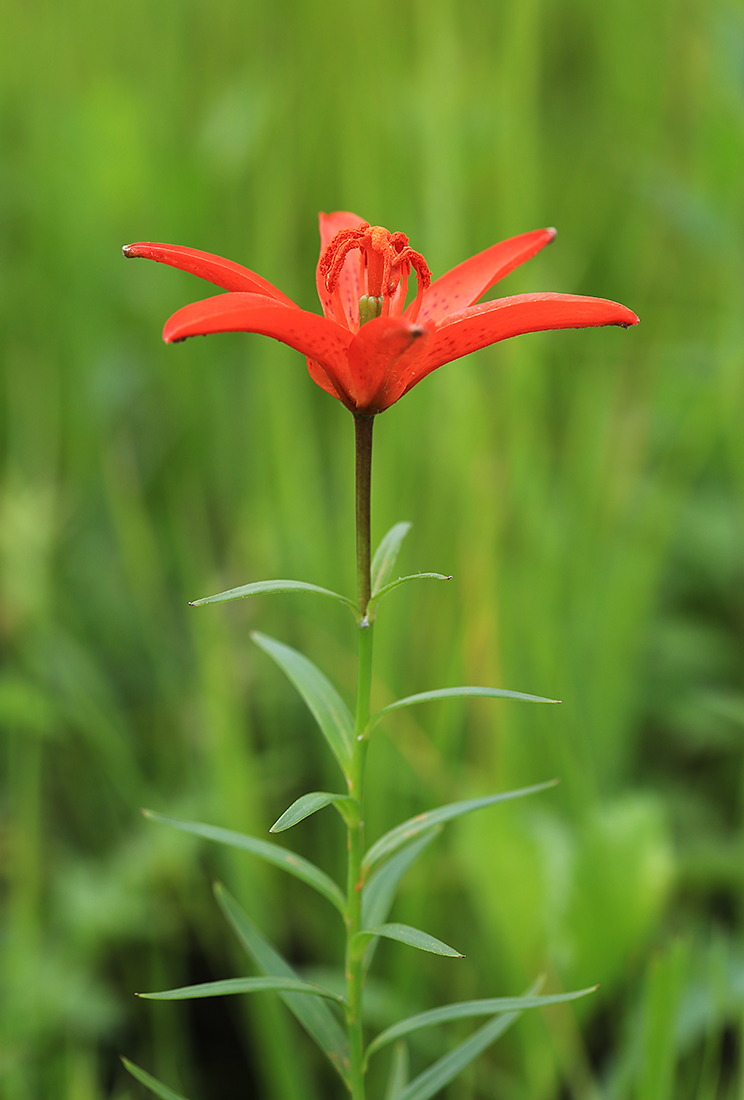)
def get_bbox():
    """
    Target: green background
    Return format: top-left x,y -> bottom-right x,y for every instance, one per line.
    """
2,0 -> 743,1096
